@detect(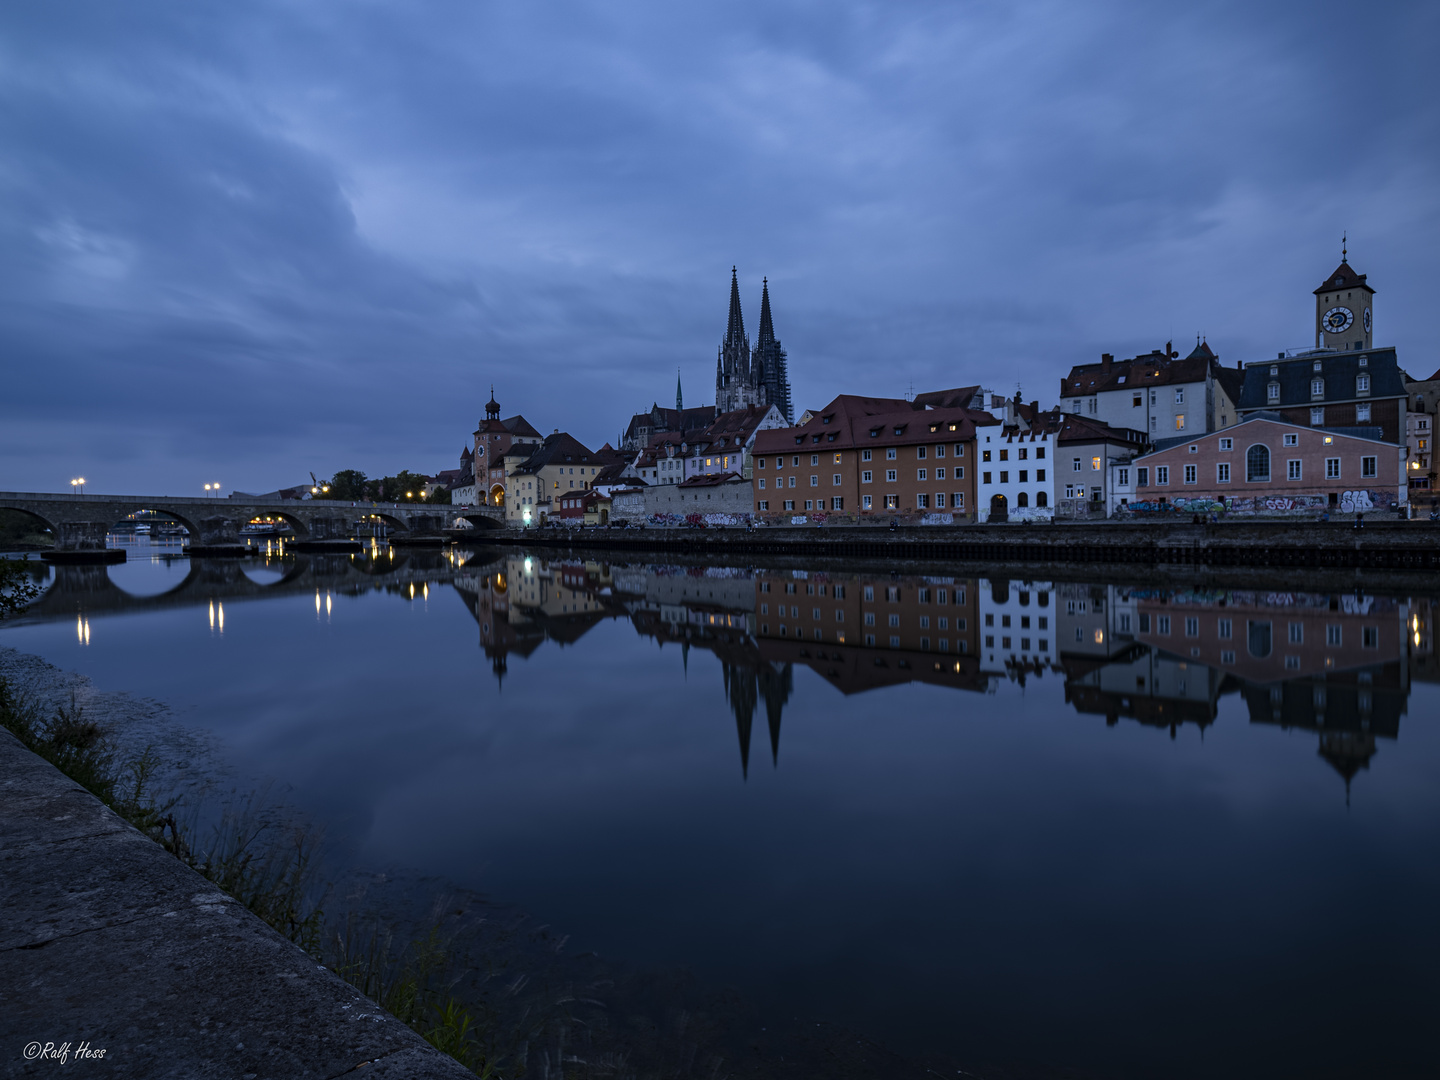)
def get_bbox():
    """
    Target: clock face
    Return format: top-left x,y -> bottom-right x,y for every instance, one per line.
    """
1323,306 -> 1354,334
1363,307 -> 1372,334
